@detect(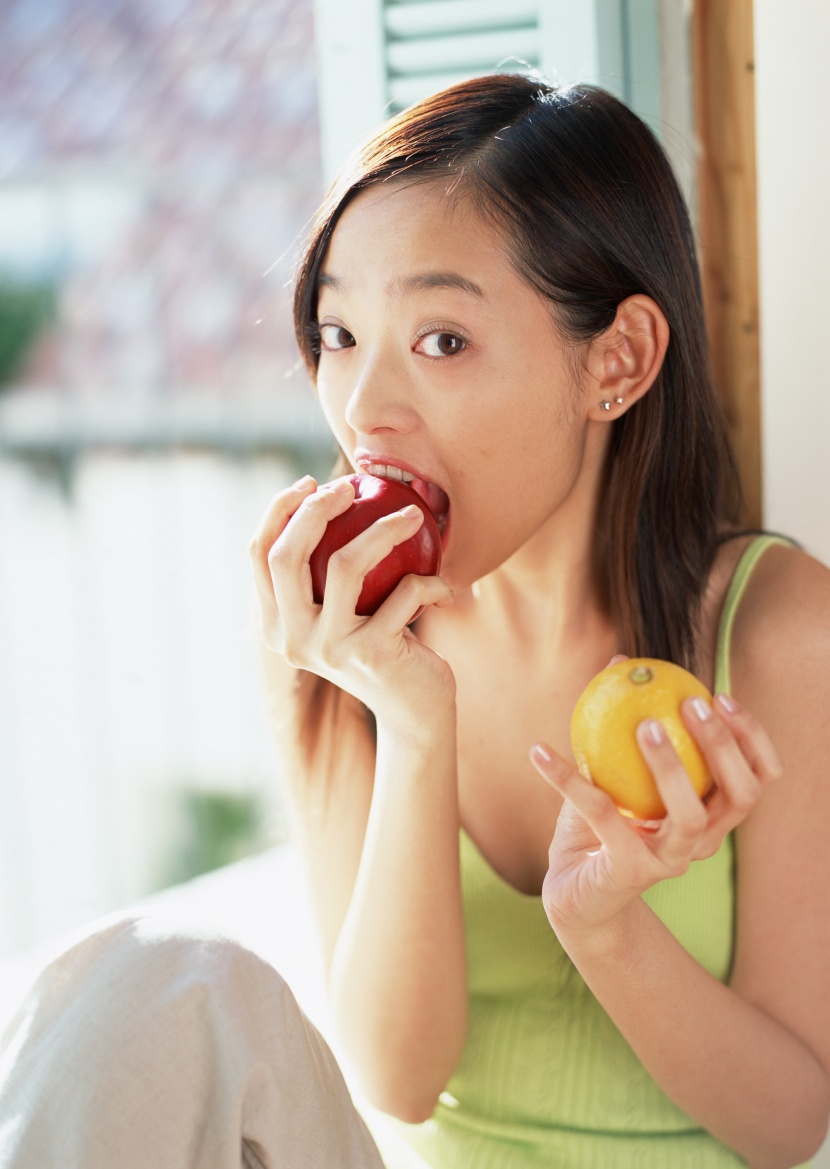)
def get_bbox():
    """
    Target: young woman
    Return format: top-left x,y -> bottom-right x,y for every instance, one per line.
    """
1,74 -> 827,1169
248,75 -> 830,1168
